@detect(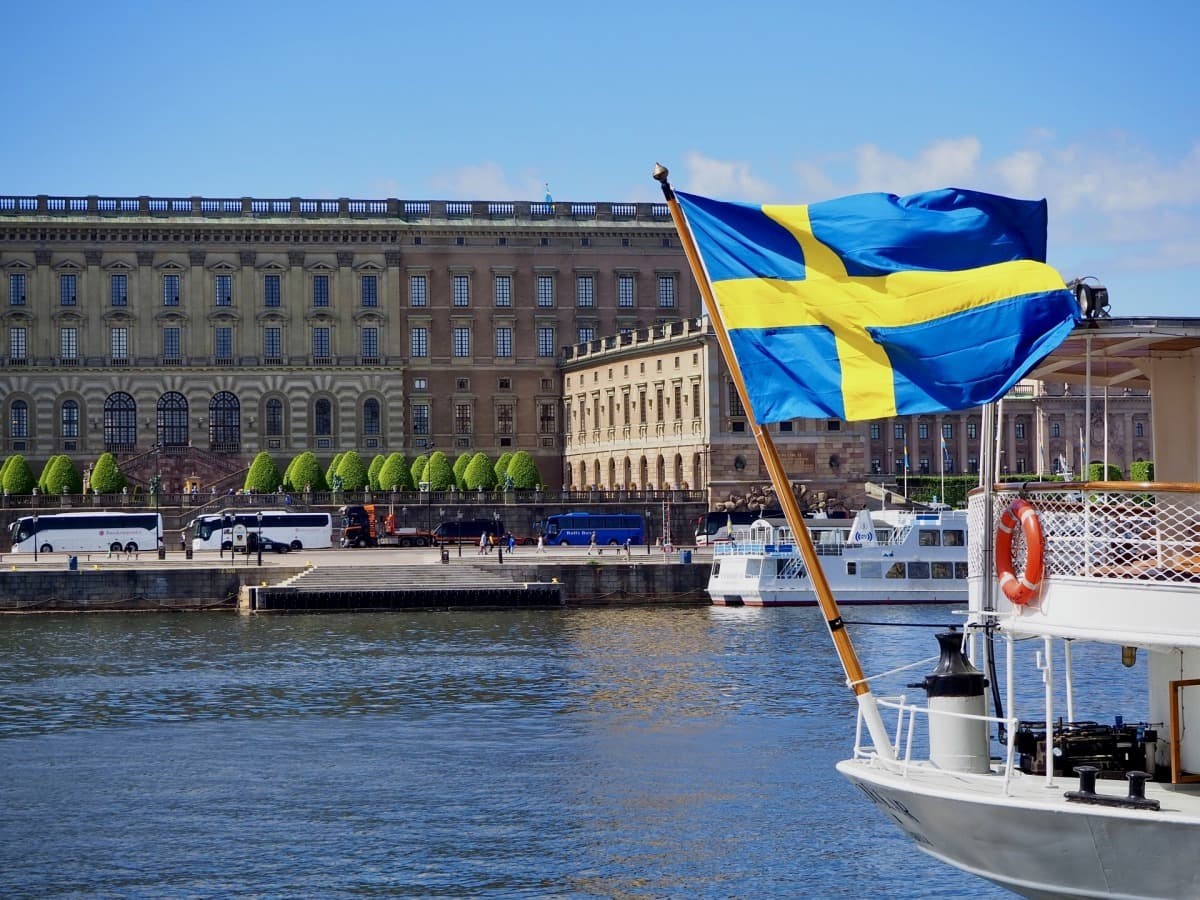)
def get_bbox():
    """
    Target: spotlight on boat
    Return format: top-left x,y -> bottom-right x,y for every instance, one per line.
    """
919,630 -> 991,773
1068,277 -> 1110,320
1122,645 -> 1138,667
